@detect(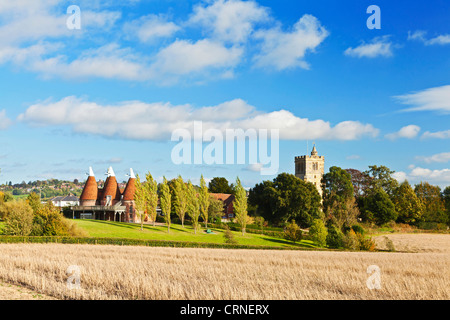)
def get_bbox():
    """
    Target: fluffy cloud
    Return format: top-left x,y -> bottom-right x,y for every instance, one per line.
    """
189,0 -> 270,43
0,0 -> 329,83
344,36 -> 393,58
393,167 -> 450,185
416,152 -> 450,164
408,30 -> 450,45
18,96 -> 379,141
124,14 -> 180,43
253,14 -> 328,70
385,125 -> 421,140
422,130 -> 450,139
394,85 -> 450,113
150,39 -> 243,79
